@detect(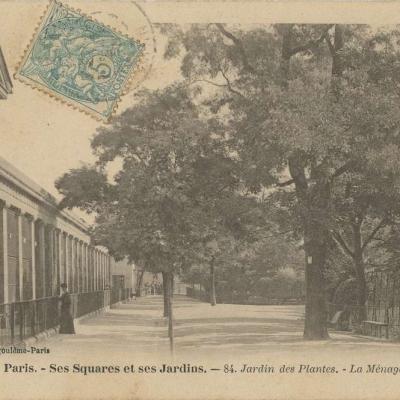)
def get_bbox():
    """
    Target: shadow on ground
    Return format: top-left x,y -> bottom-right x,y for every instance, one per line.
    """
45,295 -> 400,356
